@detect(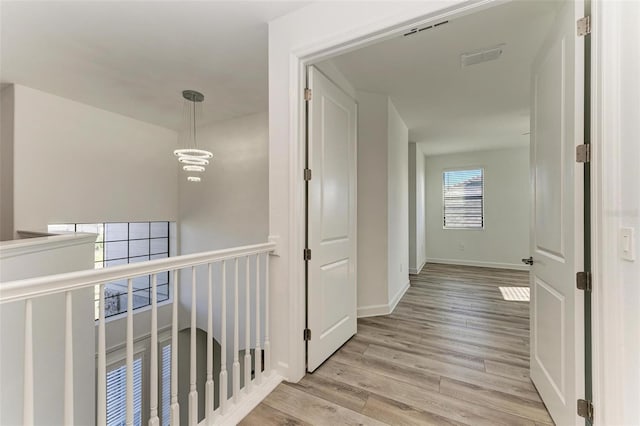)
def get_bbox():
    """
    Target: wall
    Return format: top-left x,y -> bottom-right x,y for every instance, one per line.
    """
0,234 -> 96,425
616,3 -> 640,421
178,112 -> 269,368
386,100 -> 409,304
408,142 -> 426,274
10,84 -> 179,234
268,0 -> 472,380
356,91 -> 389,312
0,85 -> 14,241
424,147 -> 529,269
355,91 -> 409,317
